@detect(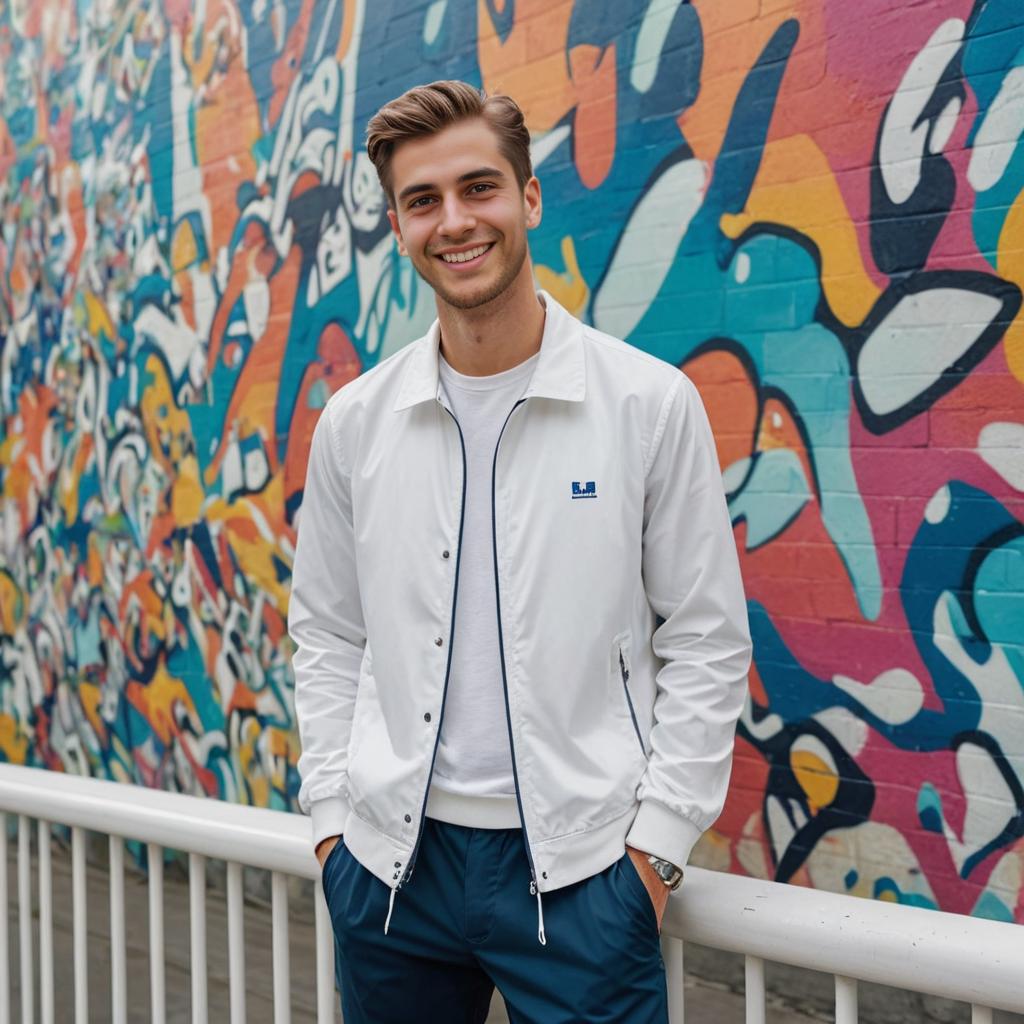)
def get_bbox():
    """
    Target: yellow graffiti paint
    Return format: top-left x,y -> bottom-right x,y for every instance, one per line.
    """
172,454 -> 205,526
534,236 -> 590,318
996,190 -> 1024,384
140,354 -> 199,484
0,573 -> 23,633
127,660 -> 200,747
83,292 -> 115,344
59,434 -> 93,525
721,135 -> 881,328
790,749 -> 839,811
79,682 -> 107,745
87,537 -> 104,588
0,715 -> 29,764
206,474 -> 290,611
171,216 -> 203,274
